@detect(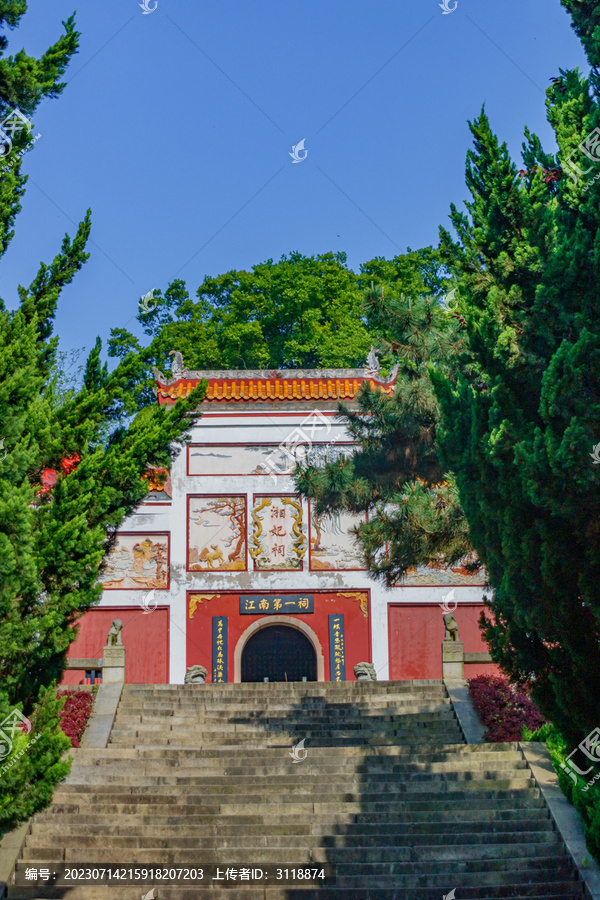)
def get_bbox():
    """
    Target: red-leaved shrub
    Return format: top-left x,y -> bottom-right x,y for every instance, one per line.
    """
467,674 -> 545,742
57,690 -> 94,748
